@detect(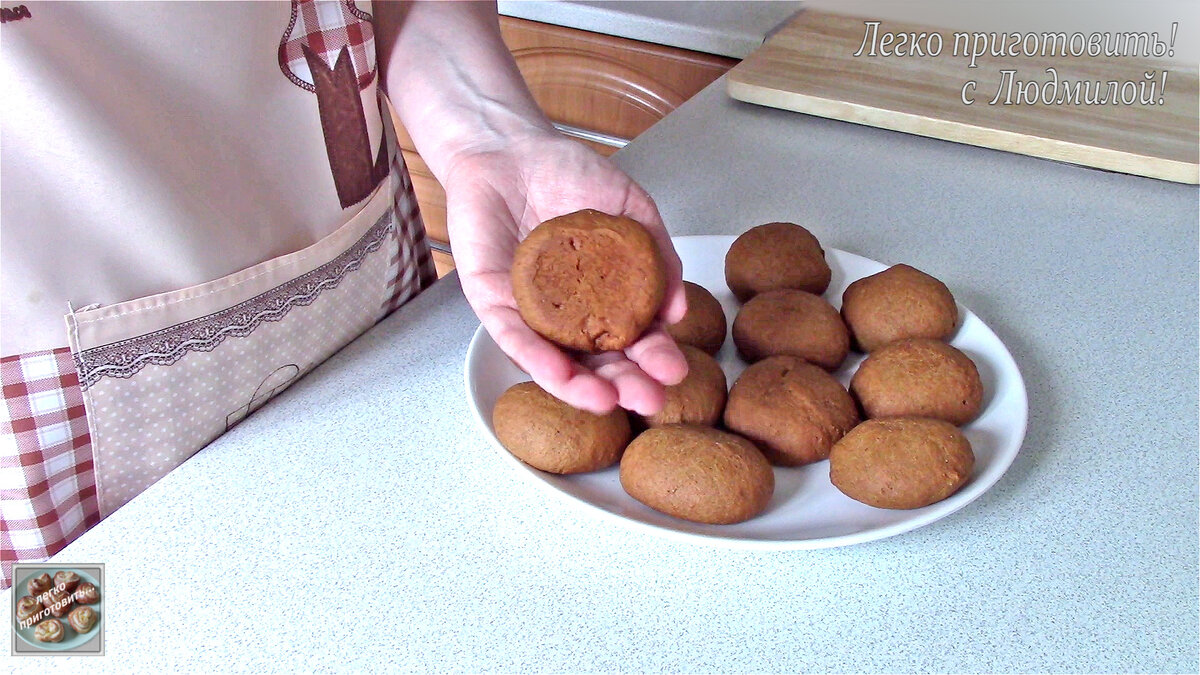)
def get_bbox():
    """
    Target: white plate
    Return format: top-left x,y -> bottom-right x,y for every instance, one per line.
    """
464,235 -> 1028,549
